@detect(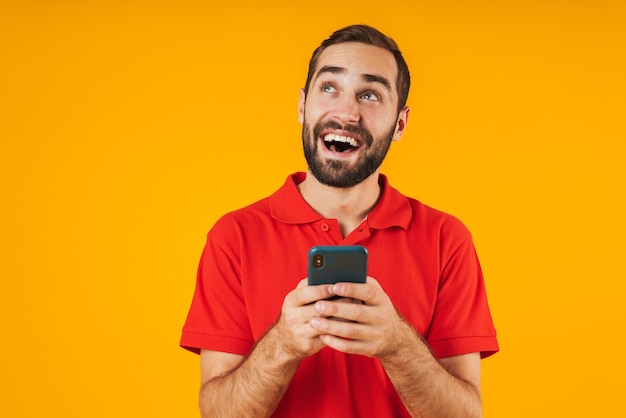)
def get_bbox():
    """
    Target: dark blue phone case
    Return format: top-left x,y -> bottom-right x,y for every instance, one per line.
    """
307,245 -> 368,285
